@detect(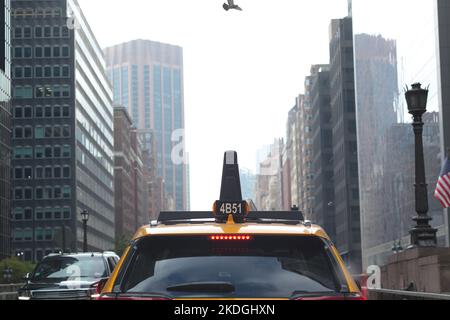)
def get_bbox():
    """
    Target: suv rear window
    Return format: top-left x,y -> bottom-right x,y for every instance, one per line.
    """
115,235 -> 346,298
32,256 -> 108,283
